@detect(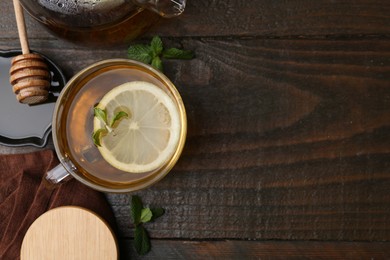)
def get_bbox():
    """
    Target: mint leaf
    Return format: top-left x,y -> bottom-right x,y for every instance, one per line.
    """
92,107 -> 128,145
110,111 -> 128,127
128,44 -> 153,64
151,36 -> 163,57
92,128 -> 107,147
127,36 -> 194,72
94,107 -> 108,125
140,208 -> 153,223
134,225 -> 151,255
151,56 -> 163,72
150,208 -> 165,221
131,195 -> 143,225
162,48 -> 194,59
129,196 -> 165,256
